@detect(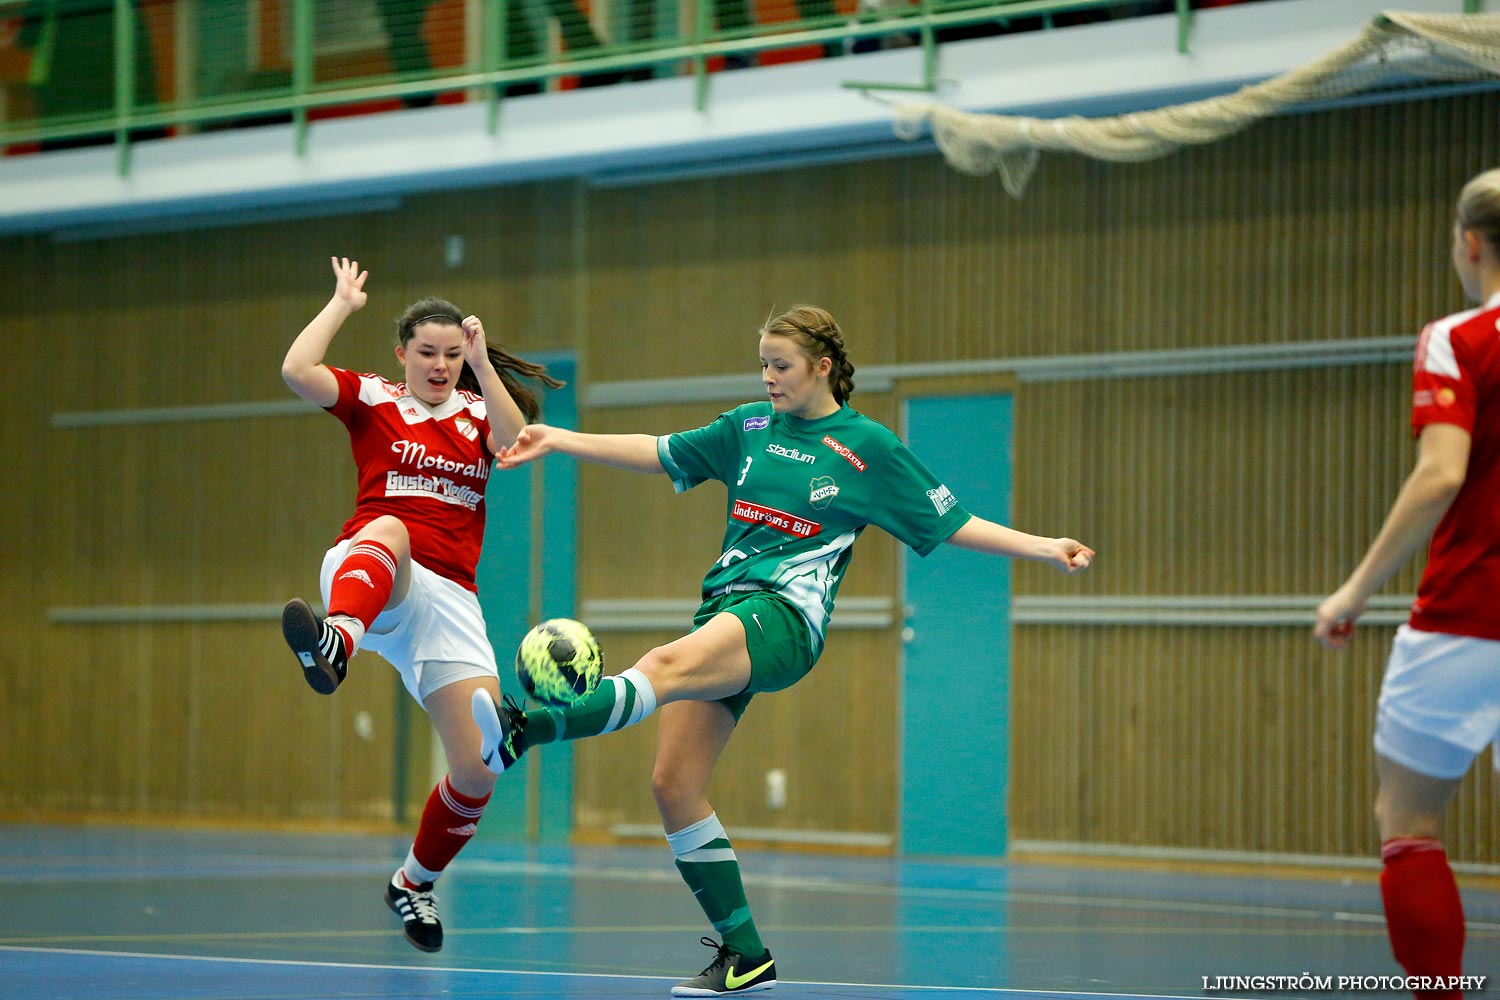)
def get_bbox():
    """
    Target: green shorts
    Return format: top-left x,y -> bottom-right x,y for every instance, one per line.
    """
693,590 -> 818,722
